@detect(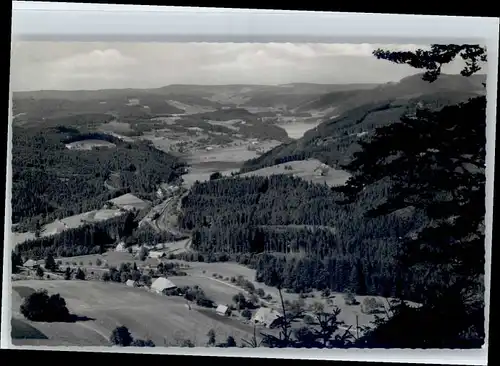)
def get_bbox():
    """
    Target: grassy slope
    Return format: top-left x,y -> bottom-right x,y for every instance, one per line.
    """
11,280 -> 261,347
